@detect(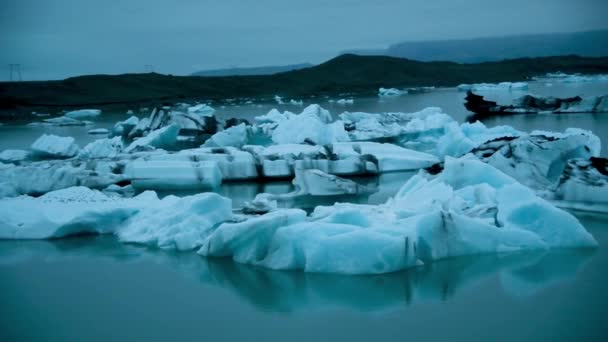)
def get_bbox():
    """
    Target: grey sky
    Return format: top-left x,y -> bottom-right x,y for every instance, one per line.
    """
1,0 -> 607,80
